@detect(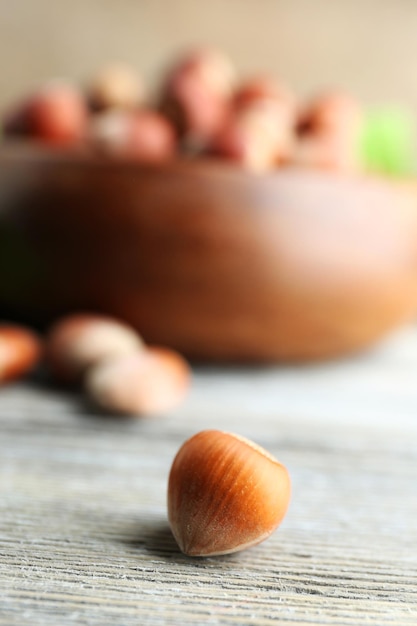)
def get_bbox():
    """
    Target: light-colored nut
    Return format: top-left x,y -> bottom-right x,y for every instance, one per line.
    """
90,110 -> 130,151
90,110 -> 177,162
168,430 -> 291,557
87,62 -> 144,111
85,347 -> 191,416
0,324 -> 42,384
294,91 -> 363,172
186,48 -> 236,98
210,101 -> 294,171
209,75 -> 297,171
46,314 -> 143,383
298,90 -> 362,138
